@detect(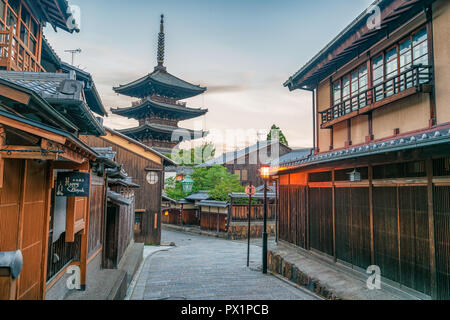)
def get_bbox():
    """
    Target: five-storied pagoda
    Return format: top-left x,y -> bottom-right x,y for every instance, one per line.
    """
112,15 -> 208,154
